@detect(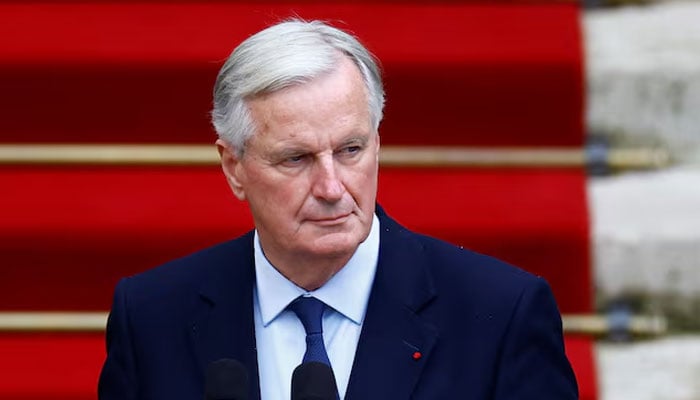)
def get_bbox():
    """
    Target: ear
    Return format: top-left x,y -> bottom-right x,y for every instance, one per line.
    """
374,133 -> 381,162
216,138 -> 247,201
